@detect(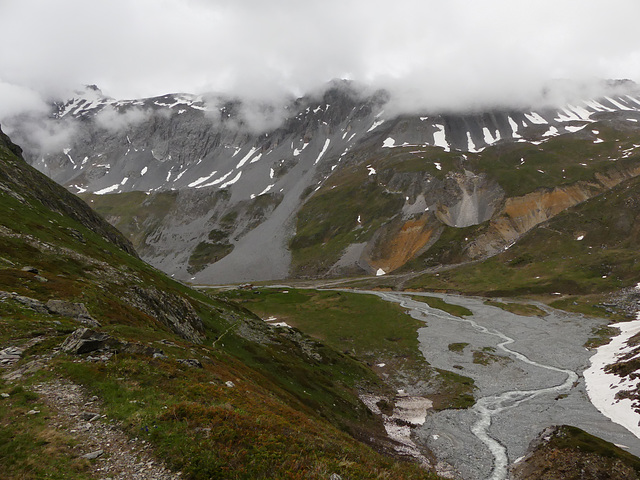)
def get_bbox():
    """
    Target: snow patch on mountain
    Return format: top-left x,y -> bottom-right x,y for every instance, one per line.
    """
314,139 -> 331,165
585,319 -> 640,440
